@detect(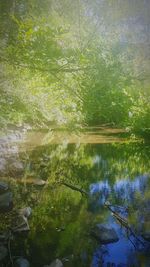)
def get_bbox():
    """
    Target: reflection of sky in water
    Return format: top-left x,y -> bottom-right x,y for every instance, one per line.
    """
90,180 -> 111,205
90,174 -> 149,205
92,237 -> 138,267
91,215 -> 149,267
90,174 -> 150,266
